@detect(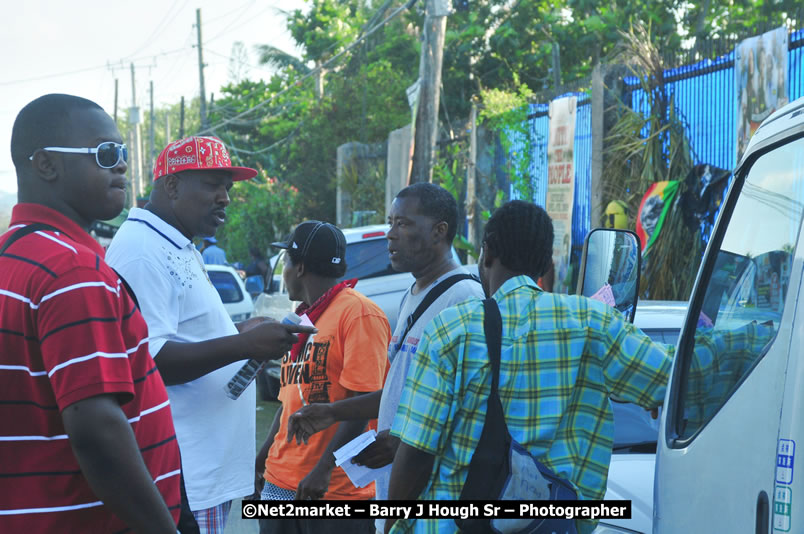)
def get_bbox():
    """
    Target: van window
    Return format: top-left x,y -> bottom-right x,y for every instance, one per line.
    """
340,239 -> 396,280
674,136 -> 804,441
